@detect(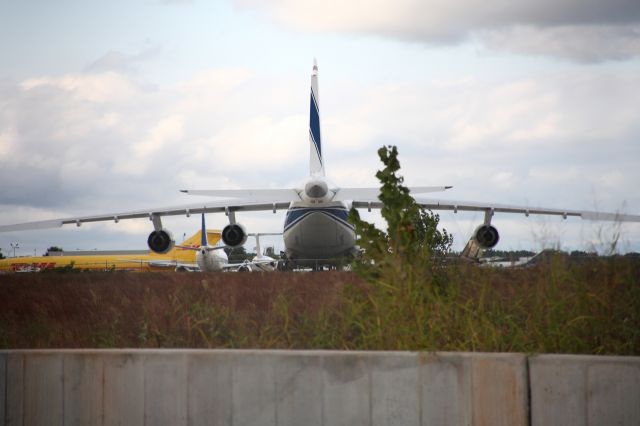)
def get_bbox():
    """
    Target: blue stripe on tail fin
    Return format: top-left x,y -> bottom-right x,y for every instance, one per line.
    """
310,91 -> 321,161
